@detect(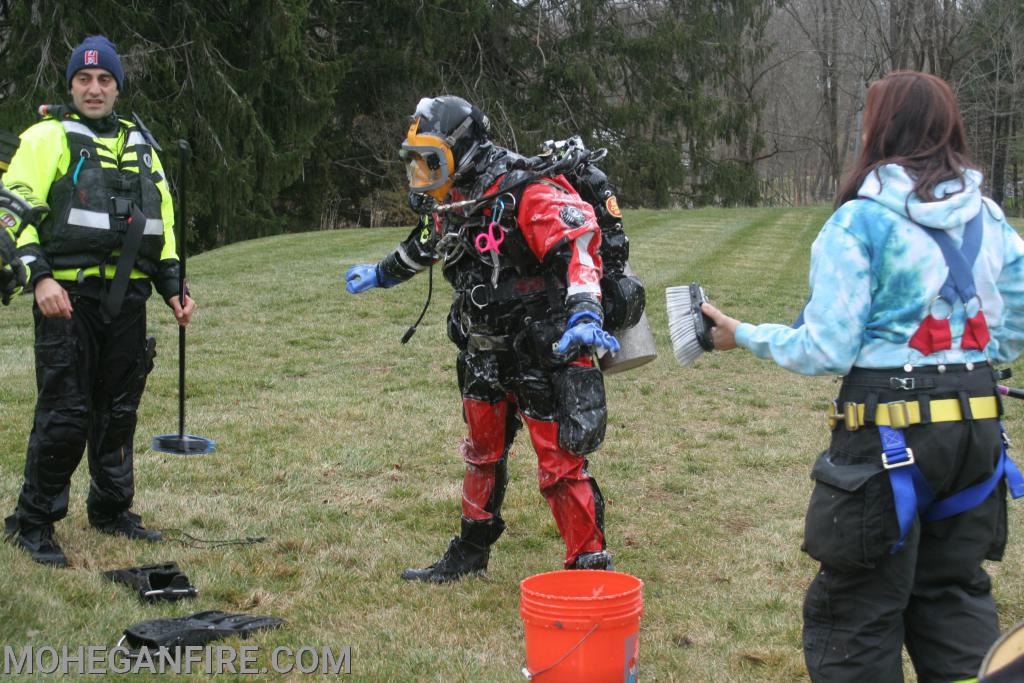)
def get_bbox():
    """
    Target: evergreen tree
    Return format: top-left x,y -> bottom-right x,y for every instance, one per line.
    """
294,0 -> 503,229
0,0 -> 776,239
0,1 -> 338,249
304,0 -> 771,221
